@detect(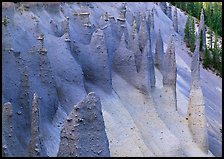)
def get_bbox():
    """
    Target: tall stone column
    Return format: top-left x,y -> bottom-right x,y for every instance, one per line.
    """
173,6 -> 178,33
187,32 -> 209,153
163,35 -> 177,110
155,29 -> 164,72
199,8 -> 206,55
28,93 -> 47,157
